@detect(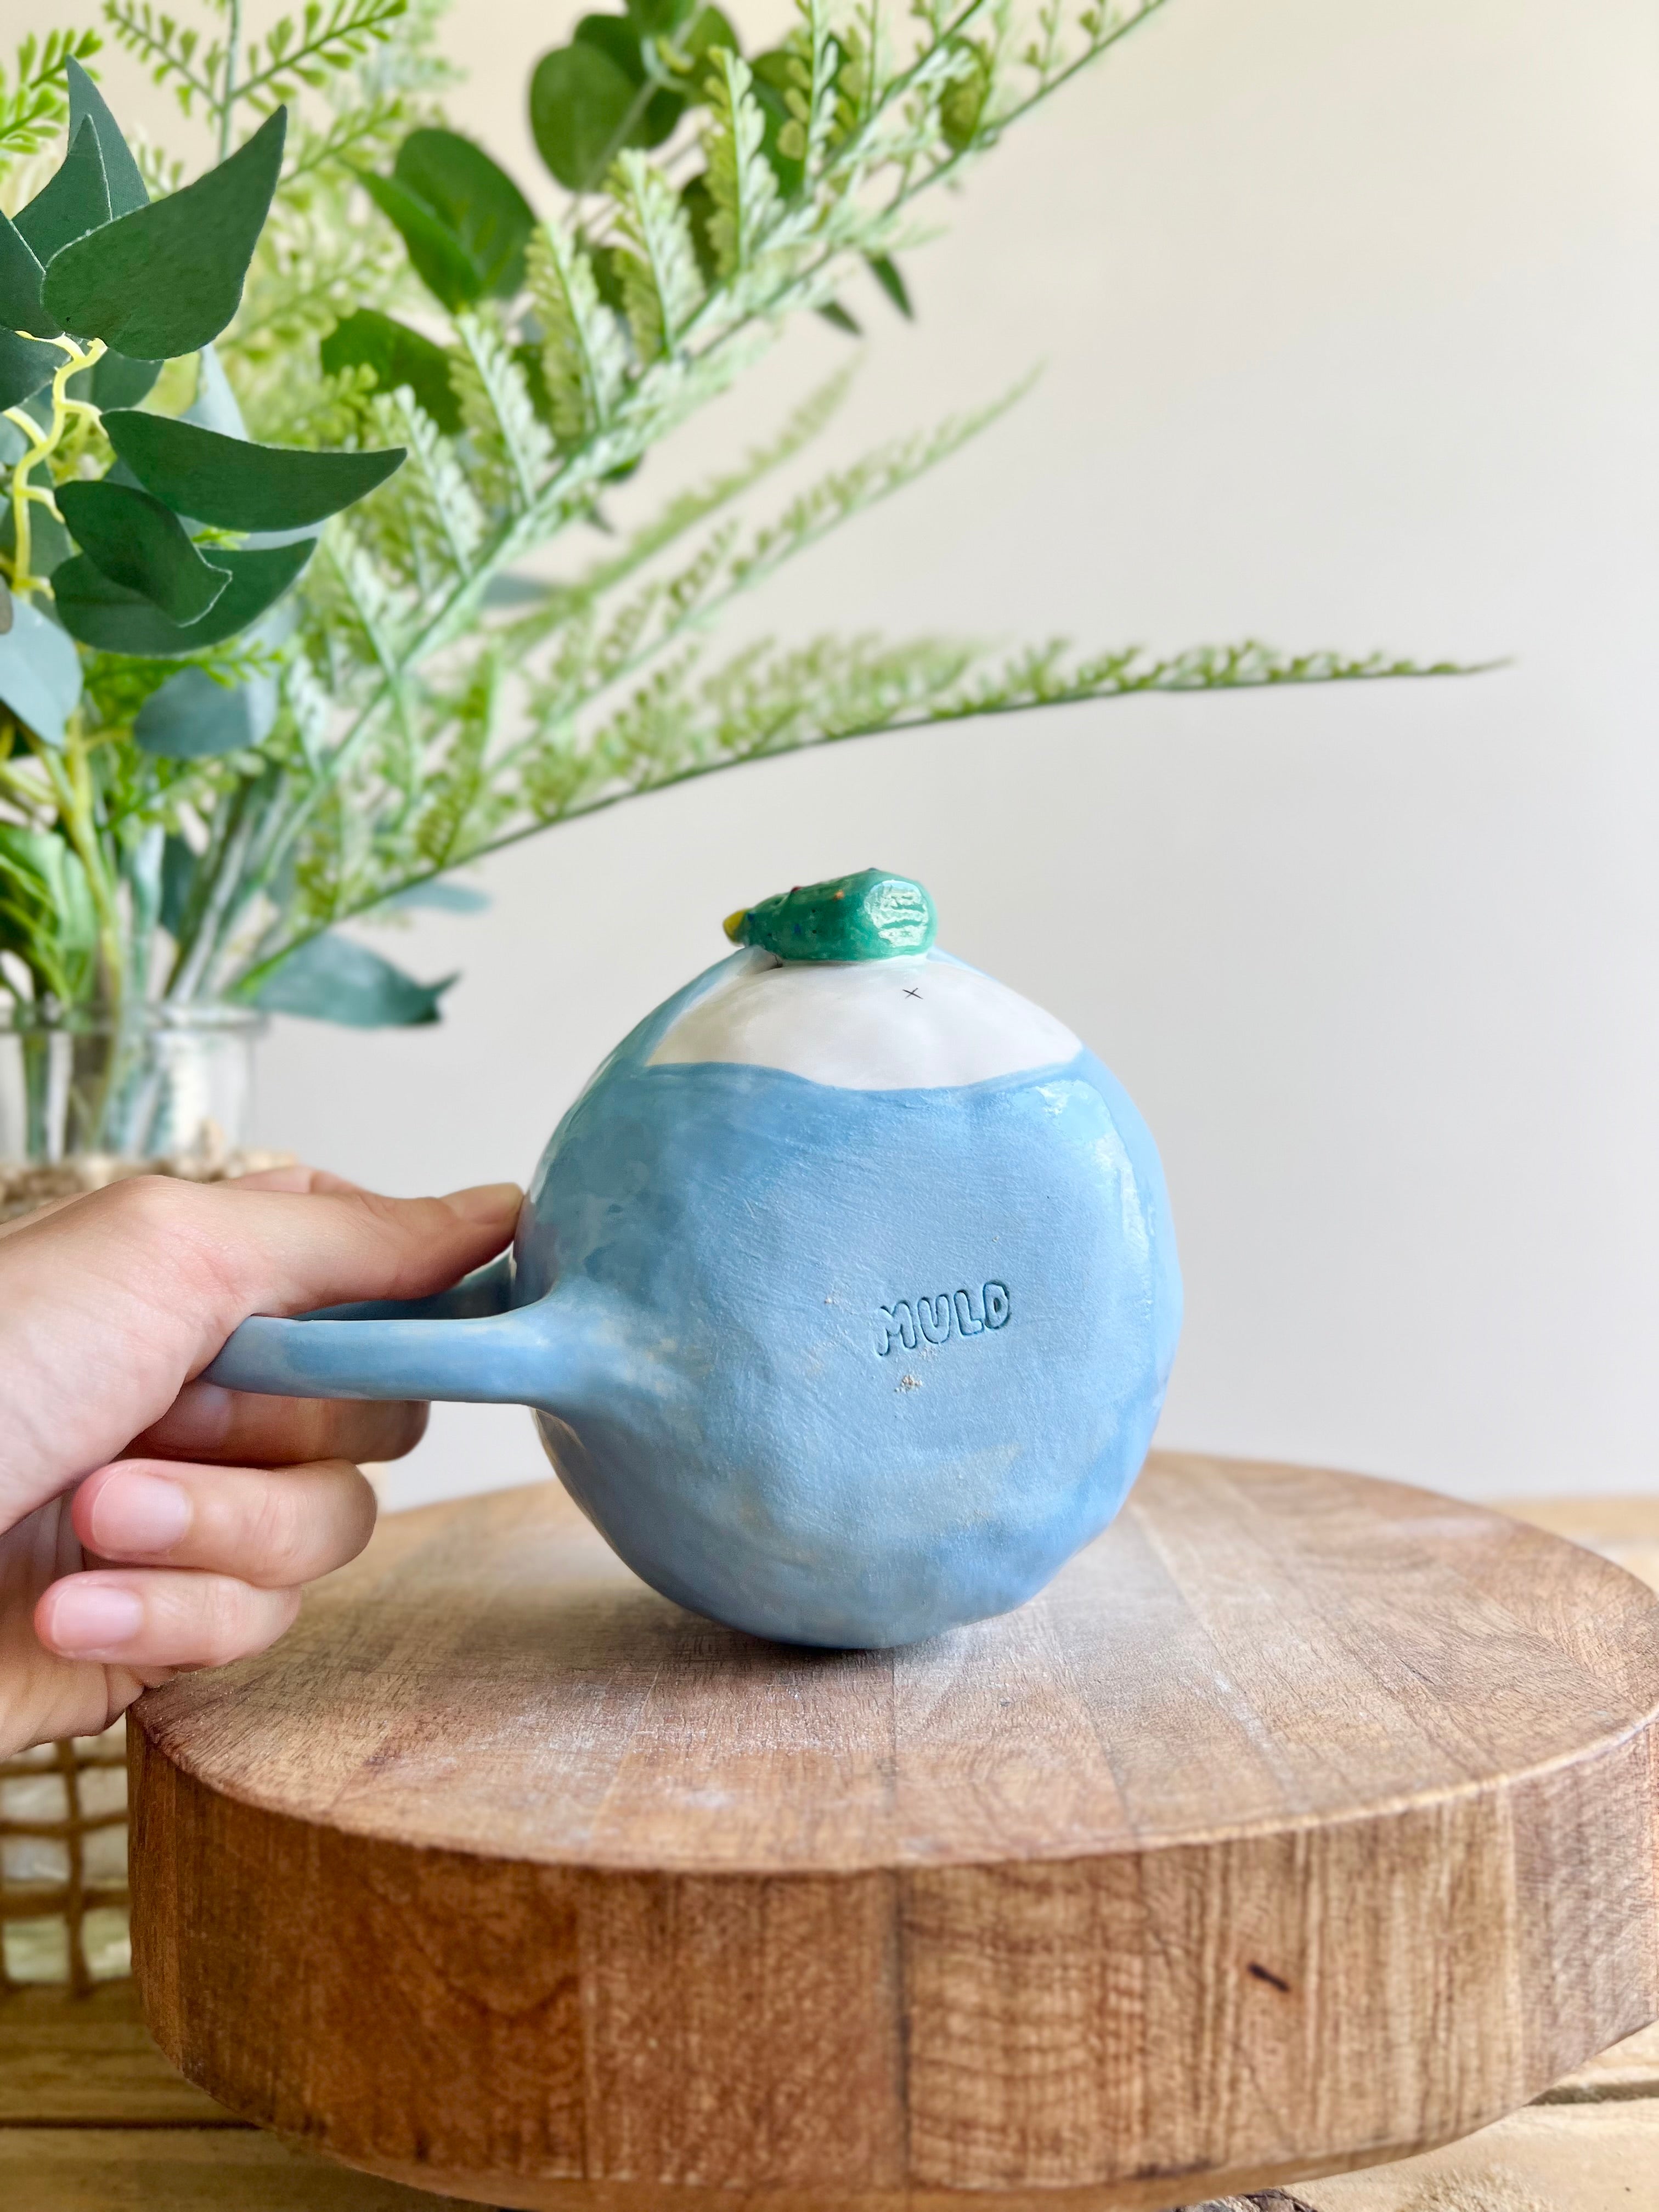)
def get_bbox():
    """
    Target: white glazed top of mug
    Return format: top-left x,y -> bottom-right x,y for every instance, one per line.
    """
647,950 -> 1081,1091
